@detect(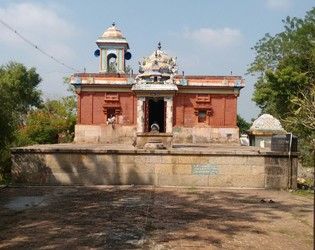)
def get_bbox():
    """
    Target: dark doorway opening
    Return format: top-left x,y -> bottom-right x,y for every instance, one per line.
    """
148,98 -> 165,132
